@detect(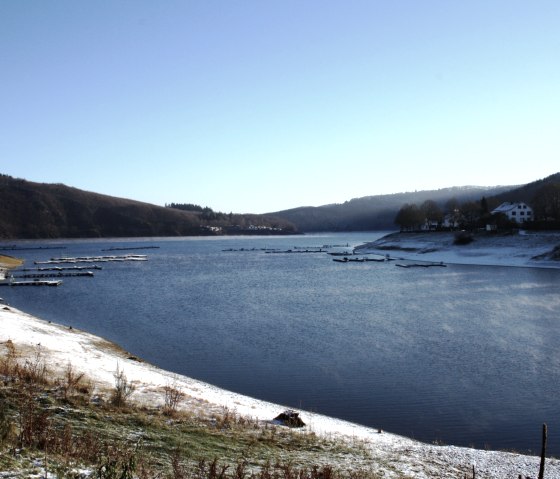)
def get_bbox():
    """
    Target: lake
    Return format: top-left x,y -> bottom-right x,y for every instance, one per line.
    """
2,232 -> 559,455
